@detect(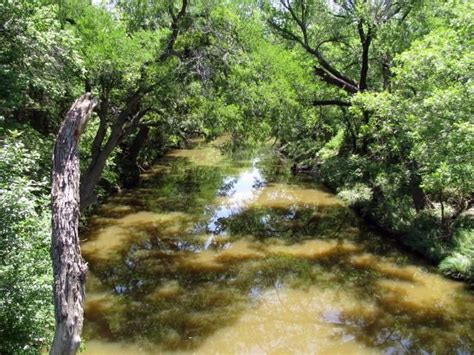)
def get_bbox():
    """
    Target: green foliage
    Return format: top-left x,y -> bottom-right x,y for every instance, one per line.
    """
1,4 -> 473,347
200,4 -> 318,148
337,183 -> 373,207
279,0 -> 474,281
318,129 -> 344,161
357,0 -> 472,193
395,22 -> 473,197
439,215 -> 474,280
74,4 -> 163,92
0,0 -> 84,124
0,128 -> 54,354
